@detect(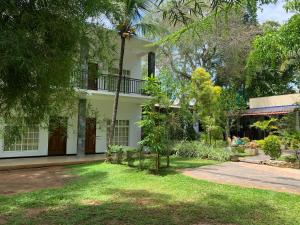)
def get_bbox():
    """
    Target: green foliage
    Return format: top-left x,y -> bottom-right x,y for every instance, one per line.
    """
202,116 -> 223,145
278,129 -> 300,150
250,118 -> 278,137
241,137 -> 250,143
190,68 -> 221,118
284,0 -> 300,12
282,155 -> 297,163
108,145 -> 124,164
0,0 -> 115,138
174,141 -> 231,161
262,135 -> 281,159
245,14 -> 300,97
232,146 -> 246,154
256,139 -> 266,148
108,145 -> 139,166
138,76 -> 175,171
